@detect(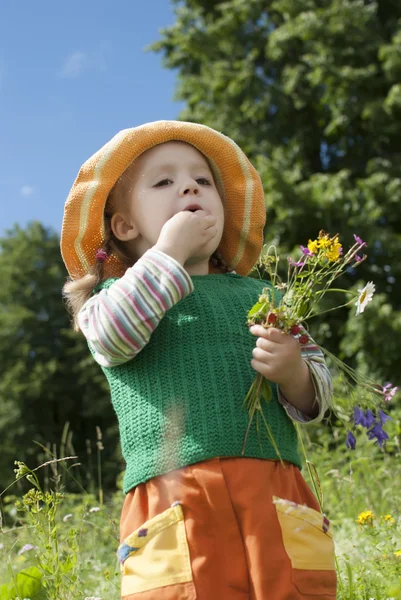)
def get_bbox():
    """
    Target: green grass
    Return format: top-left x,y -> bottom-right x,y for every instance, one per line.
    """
1,416 -> 400,600
300,416 -> 401,599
